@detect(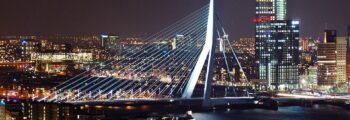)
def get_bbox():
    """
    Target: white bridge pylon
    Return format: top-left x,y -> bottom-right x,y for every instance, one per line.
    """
182,0 -> 215,105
